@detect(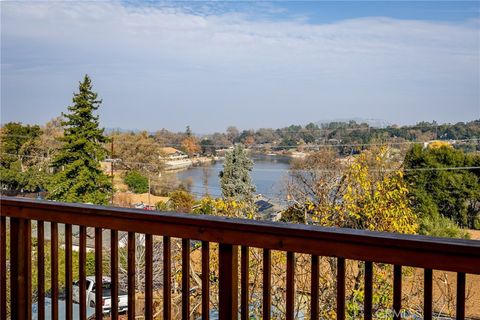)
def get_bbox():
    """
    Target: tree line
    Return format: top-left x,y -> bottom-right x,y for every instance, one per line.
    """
1,75 -> 479,234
